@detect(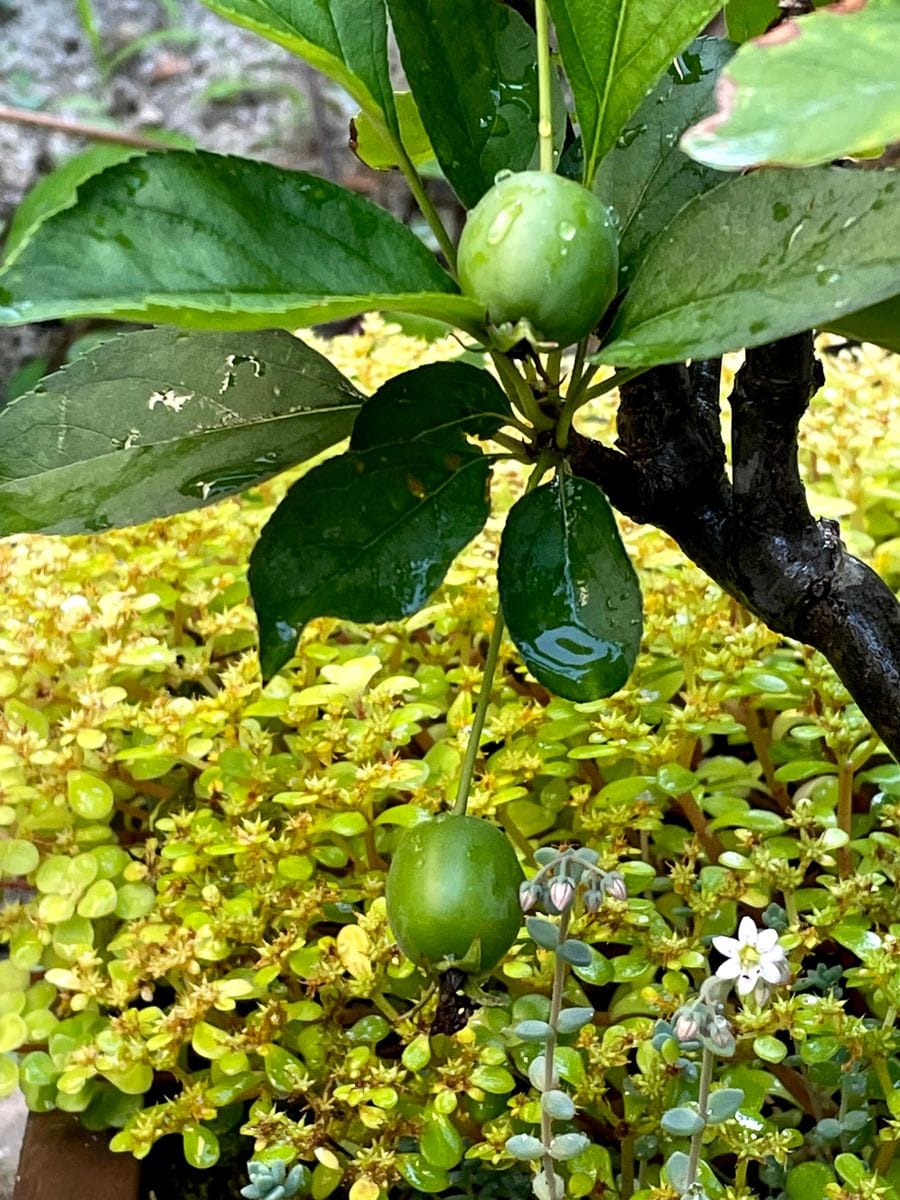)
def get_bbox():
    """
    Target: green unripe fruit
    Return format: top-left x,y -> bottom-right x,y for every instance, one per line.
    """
385,814 -> 524,973
457,170 -> 619,347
